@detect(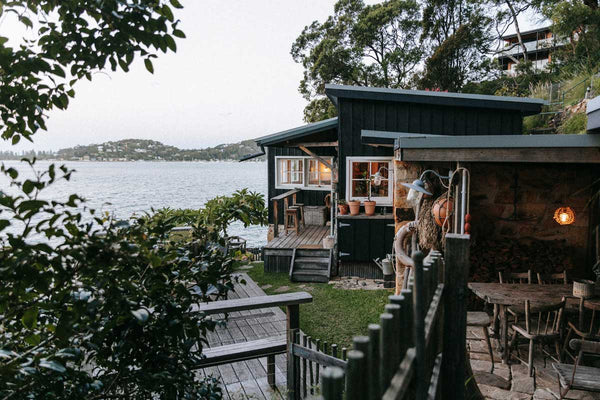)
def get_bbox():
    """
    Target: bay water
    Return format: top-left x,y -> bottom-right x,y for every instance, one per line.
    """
0,160 -> 269,247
